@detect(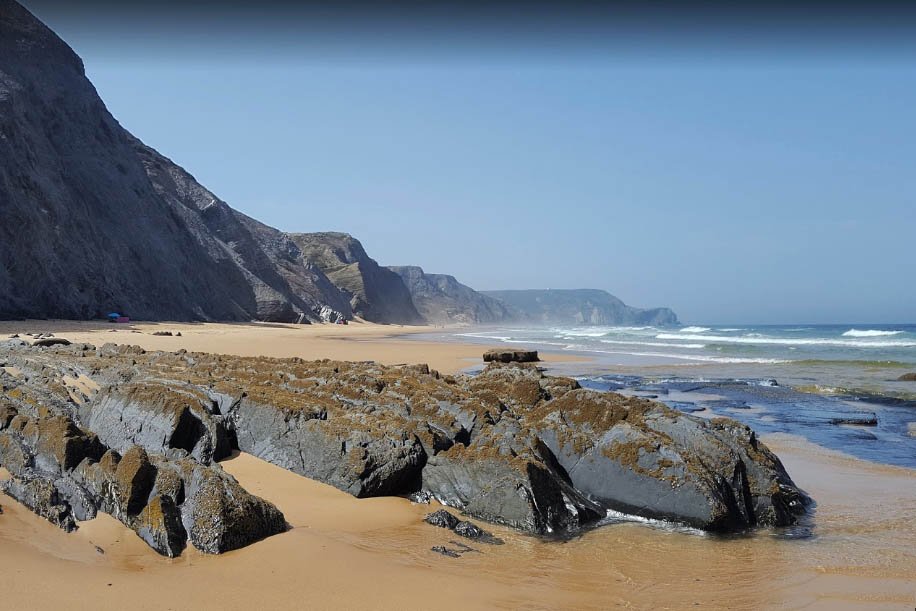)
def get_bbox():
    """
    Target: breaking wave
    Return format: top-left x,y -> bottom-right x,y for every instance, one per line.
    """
656,333 -> 916,348
841,329 -> 903,338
